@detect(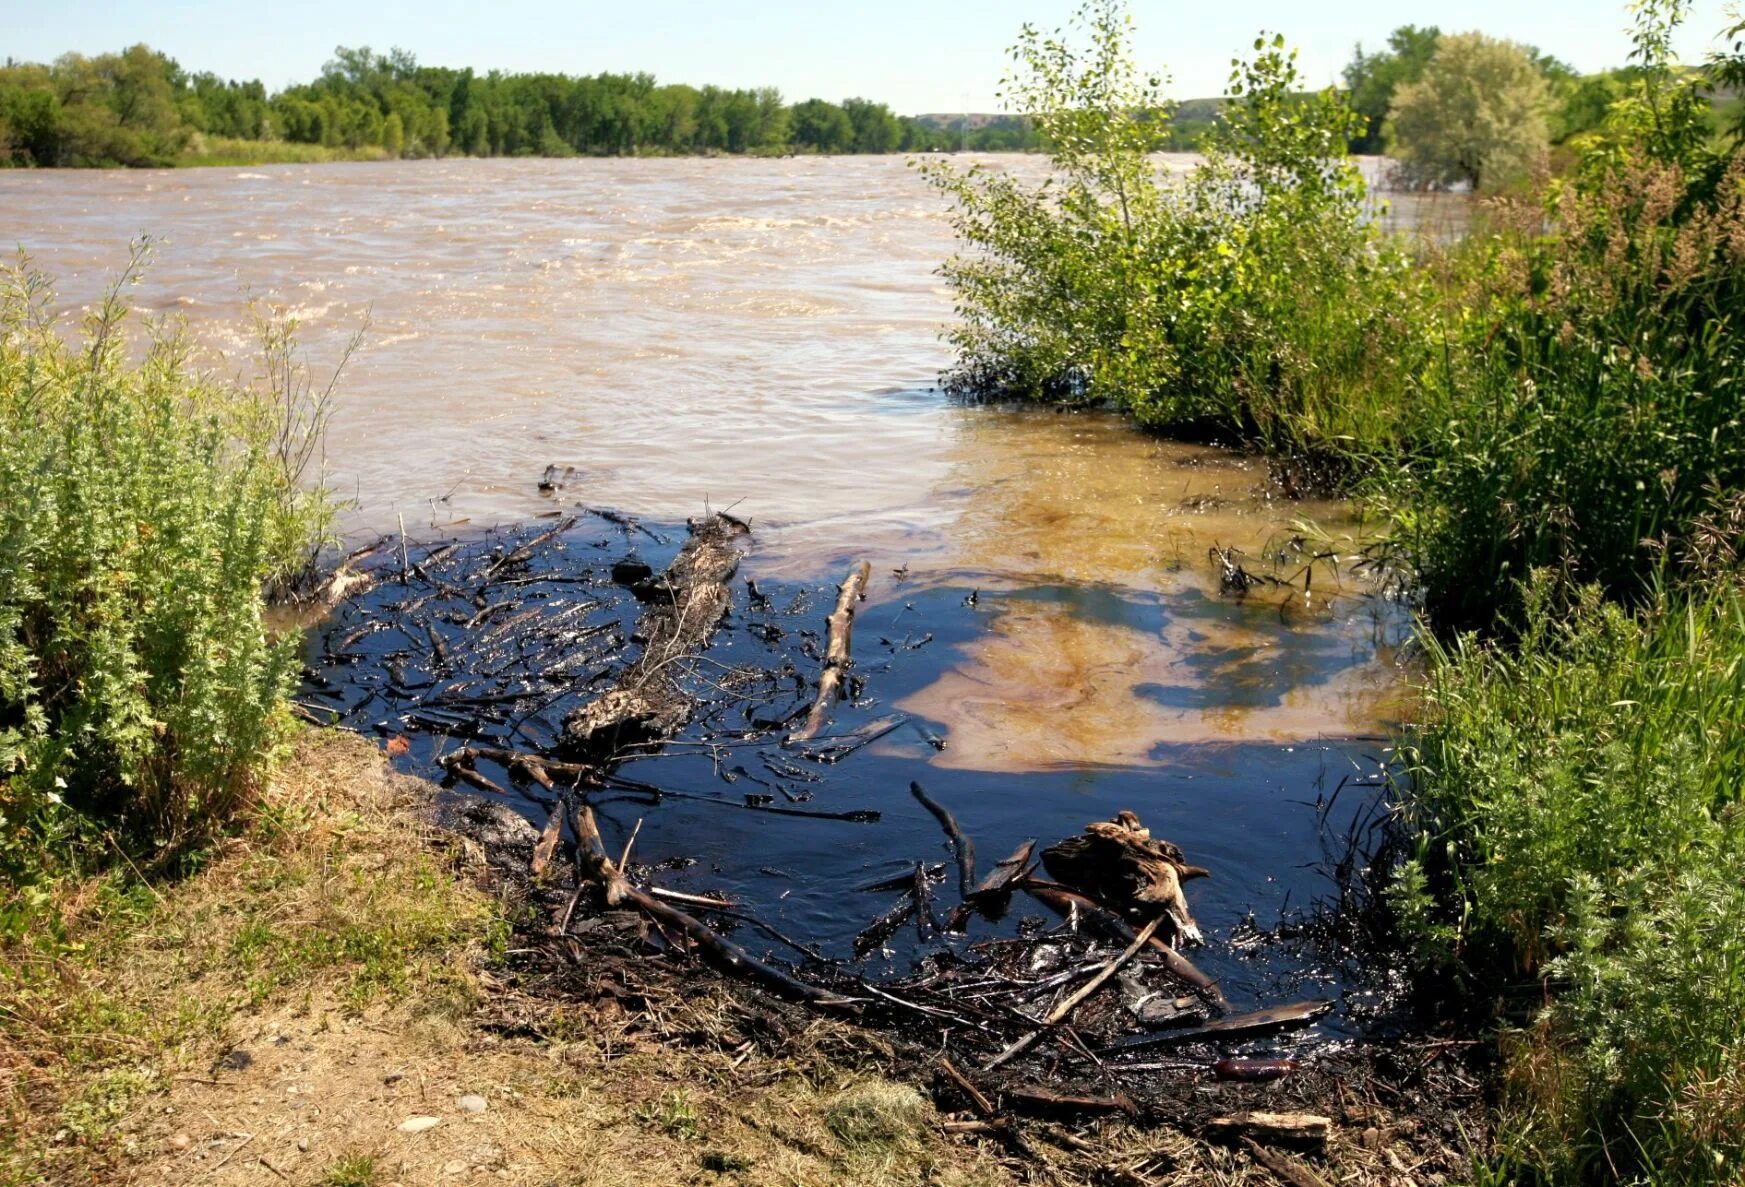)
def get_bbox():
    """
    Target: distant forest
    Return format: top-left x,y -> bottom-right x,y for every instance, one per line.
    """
0,45 -> 1060,167
4,35 -> 1724,168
